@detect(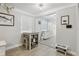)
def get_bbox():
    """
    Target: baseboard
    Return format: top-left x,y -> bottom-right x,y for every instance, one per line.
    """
6,43 -> 22,50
